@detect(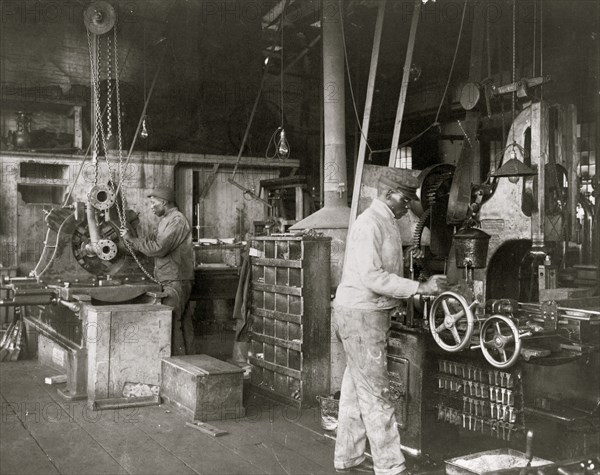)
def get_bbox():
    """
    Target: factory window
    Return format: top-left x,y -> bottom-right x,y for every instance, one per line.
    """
394,147 -> 413,169
20,162 -> 68,180
17,184 -> 66,204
